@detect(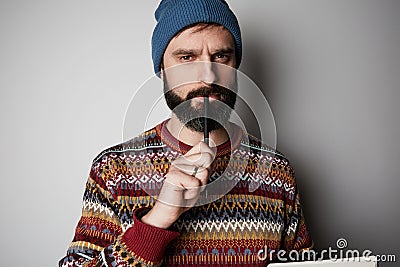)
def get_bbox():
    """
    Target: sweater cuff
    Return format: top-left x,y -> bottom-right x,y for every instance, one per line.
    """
121,207 -> 180,264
